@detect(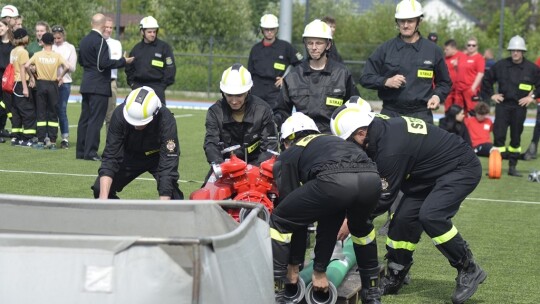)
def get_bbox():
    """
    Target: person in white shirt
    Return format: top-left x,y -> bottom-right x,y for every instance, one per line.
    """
51,24 -> 77,149
103,17 -> 122,131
